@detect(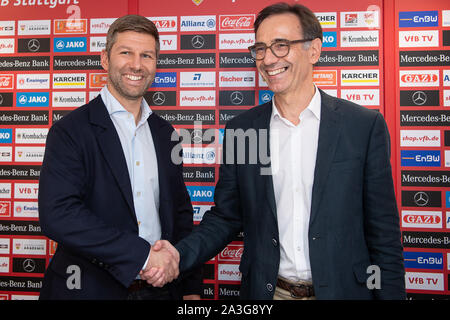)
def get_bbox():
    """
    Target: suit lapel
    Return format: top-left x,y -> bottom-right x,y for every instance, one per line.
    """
89,96 -> 137,225
252,102 -> 277,220
309,91 -> 342,227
